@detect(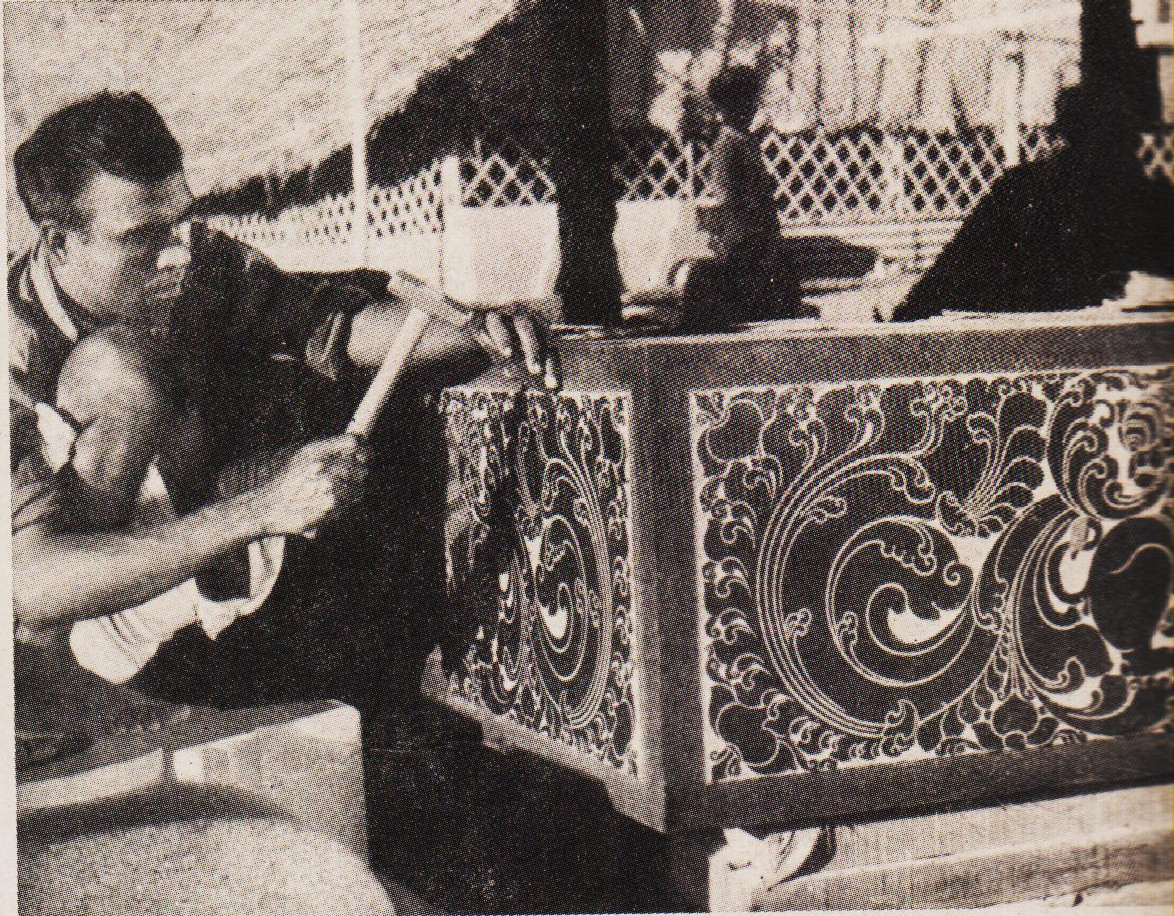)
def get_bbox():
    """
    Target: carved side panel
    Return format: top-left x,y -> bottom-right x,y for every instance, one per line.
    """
442,389 -> 638,775
693,369 -> 1172,783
